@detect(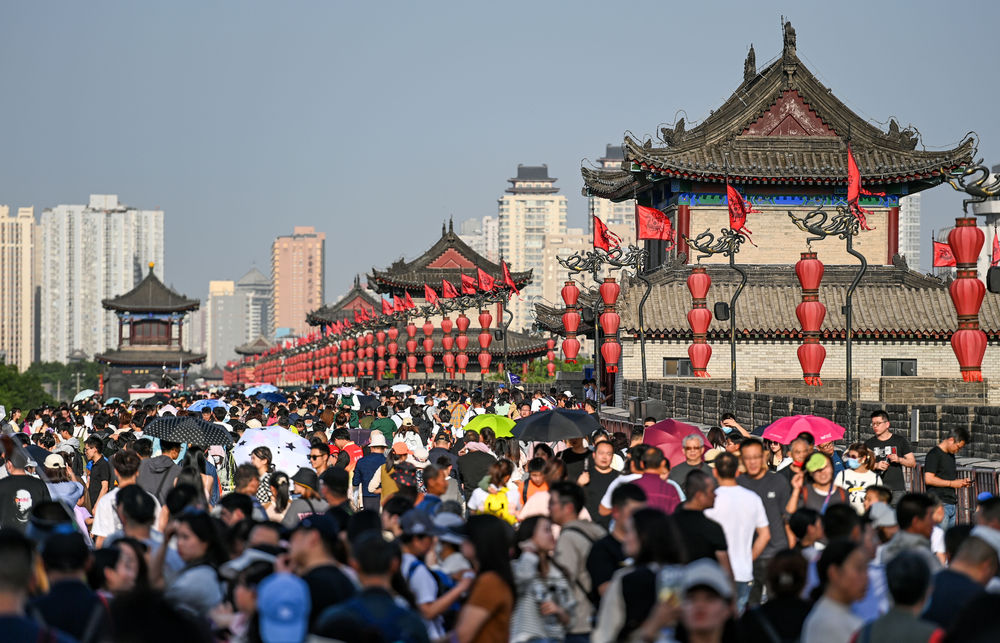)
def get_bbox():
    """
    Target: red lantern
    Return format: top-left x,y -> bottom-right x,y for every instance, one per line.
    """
422,338 -> 434,353
952,329 -> 987,382
561,280 -> 580,307
949,219 -> 985,265
599,277 -> 620,306
456,334 -> 469,351
405,339 -> 417,353
441,317 -> 453,334
797,343 -> 826,386
546,338 -> 556,350
376,344 -> 386,358
406,354 -> 418,370
376,358 -> 386,376
950,277 -> 985,317
478,331 -> 492,349
478,351 -> 492,373
562,311 -> 581,334
423,354 -> 435,373
599,311 -> 620,336
479,311 -> 493,330
546,362 -> 556,377
687,266 -> 712,377
422,321 -> 434,337
366,358 -> 375,376
442,335 -> 454,350
387,327 -> 398,341
456,352 -> 469,373
600,340 -> 621,373
442,352 -> 455,371
456,313 -> 470,333
947,218 -> 988,381
387,341 -> 398,356
365,346 -> 374,359
562,337 -> 580,363
406,323 -> 417,338
376,330 -> 386,343
388,356 -> 398,374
